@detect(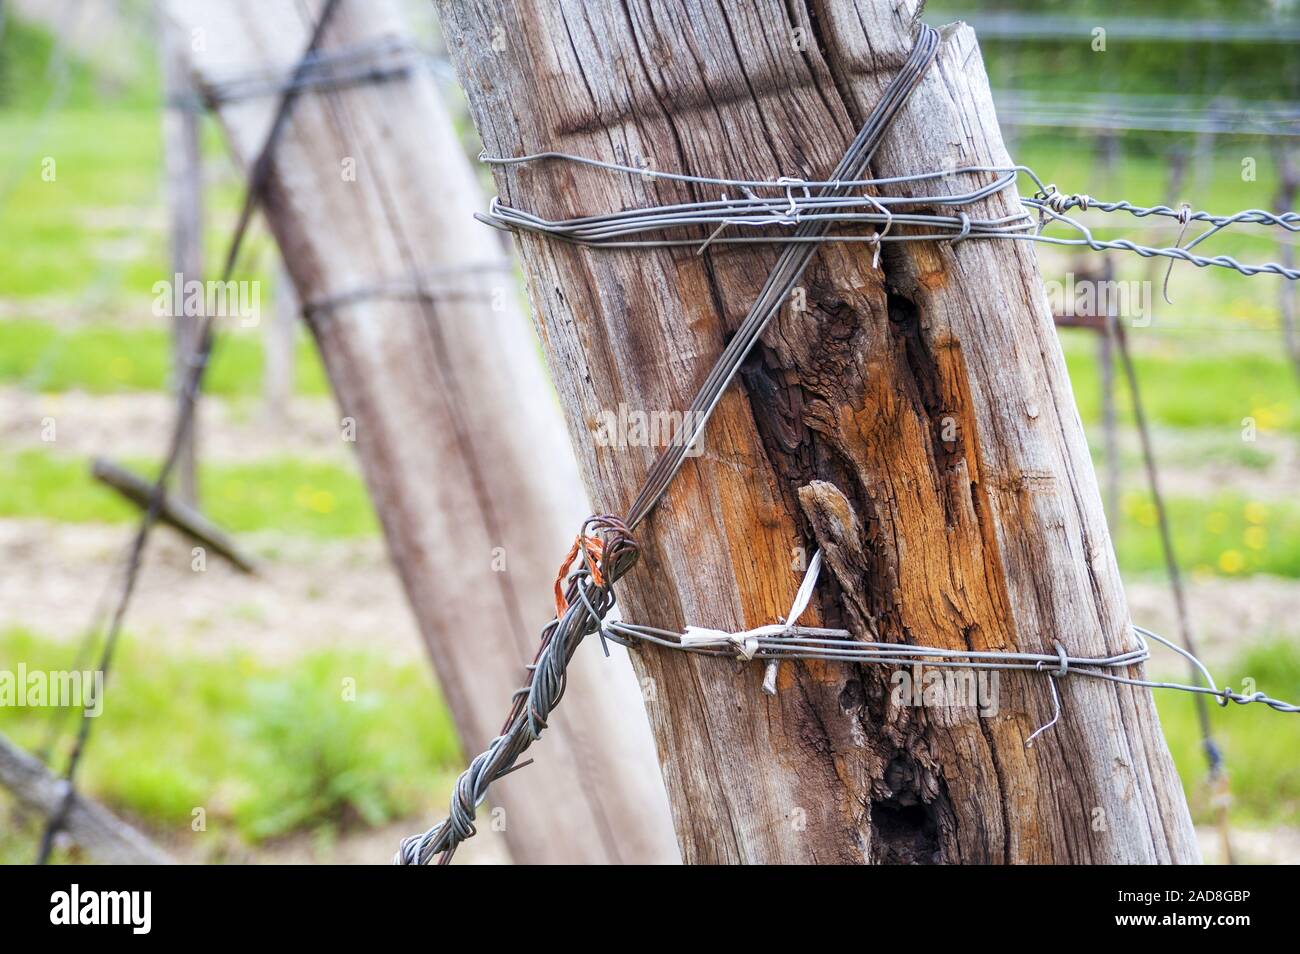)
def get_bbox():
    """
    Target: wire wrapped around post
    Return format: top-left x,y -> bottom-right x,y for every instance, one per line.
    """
394,516 -> 639,865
